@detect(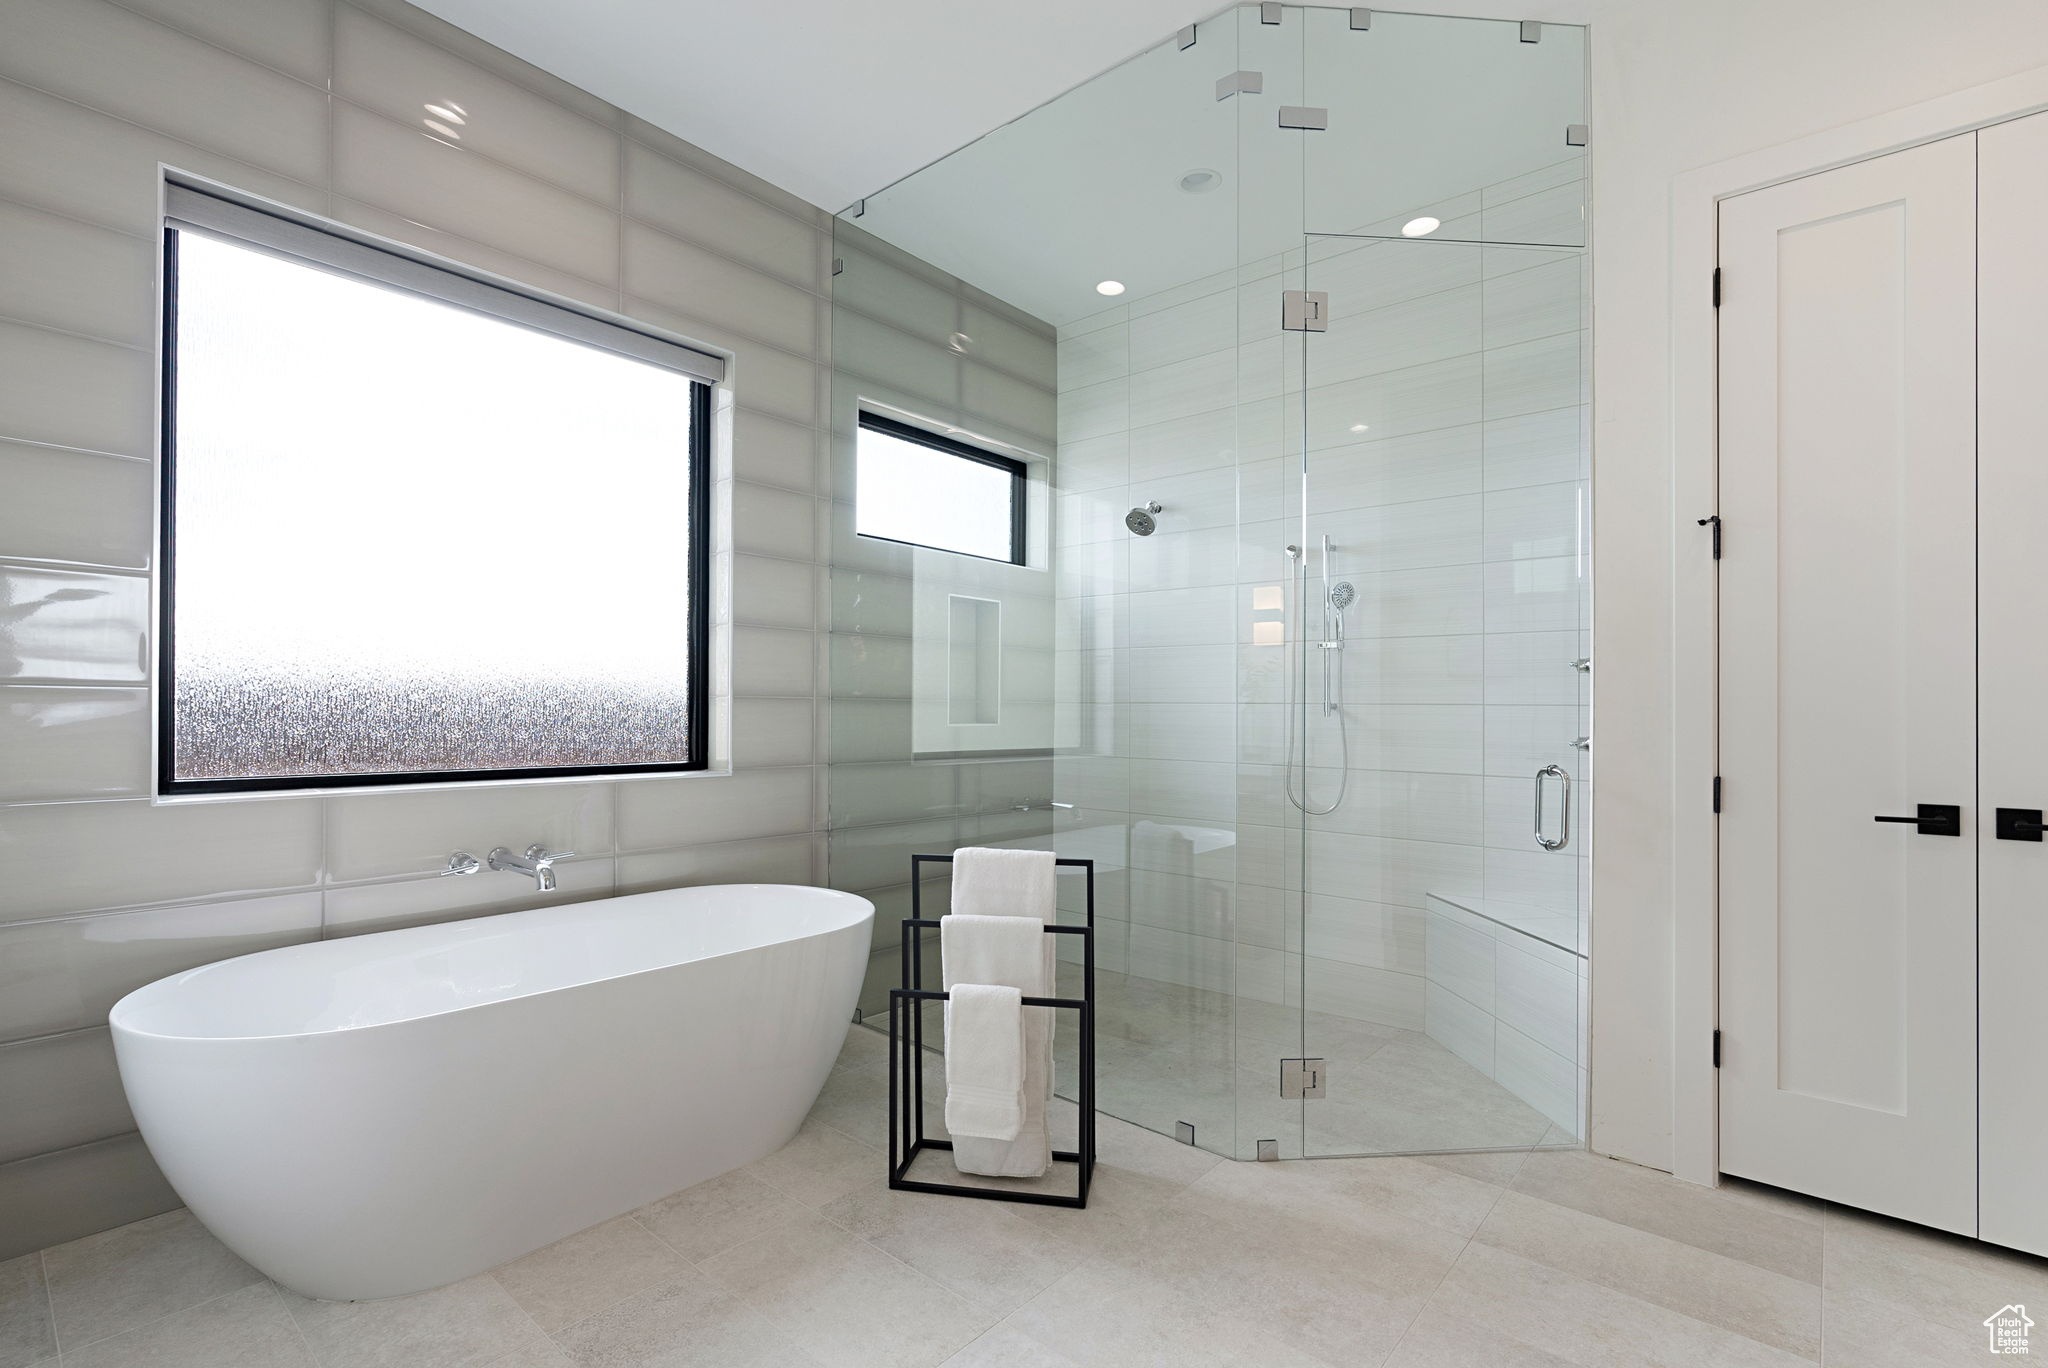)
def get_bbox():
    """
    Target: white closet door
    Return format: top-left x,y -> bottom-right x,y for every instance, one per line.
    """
1978,111 -> 2048,1257
1716,133 -> 1978,1234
